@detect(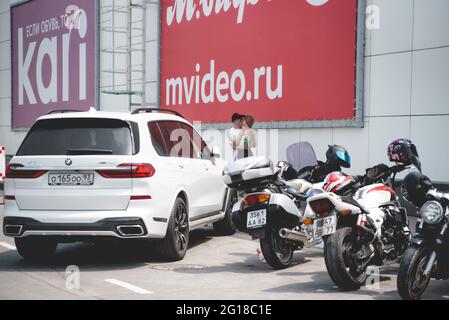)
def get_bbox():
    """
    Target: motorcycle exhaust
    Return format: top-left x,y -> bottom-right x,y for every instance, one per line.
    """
279,228 -> 308,244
